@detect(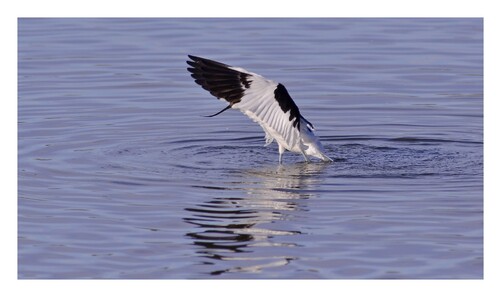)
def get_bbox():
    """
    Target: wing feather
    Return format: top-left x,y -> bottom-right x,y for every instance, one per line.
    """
236,90 -> 301,151
187,55 -> 308,153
